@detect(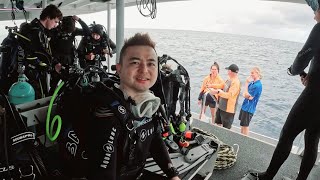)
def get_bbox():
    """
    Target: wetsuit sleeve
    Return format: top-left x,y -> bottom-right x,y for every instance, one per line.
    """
149,132 -> 177,178
74,19 -> 91,36
87,107 -> 120,180
73,28 -> 84,36
77,38 -> 89,64
108,38 -> 117,54
218,79 -> 240,99
20,25 -> 47,57
290,23 -> 320,75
